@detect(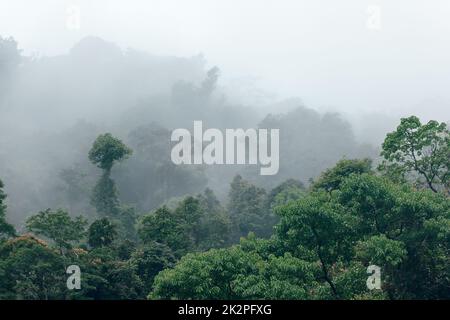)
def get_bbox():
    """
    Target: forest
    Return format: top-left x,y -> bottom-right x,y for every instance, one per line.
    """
0,35 -> 449,300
